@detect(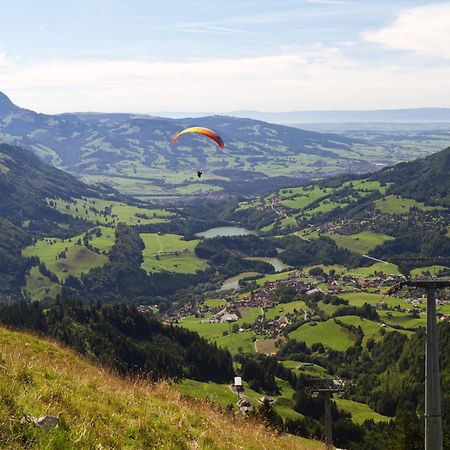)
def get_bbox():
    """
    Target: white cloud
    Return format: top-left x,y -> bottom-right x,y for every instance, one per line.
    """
1,46 -> 450,113
364,2 -> 450,59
